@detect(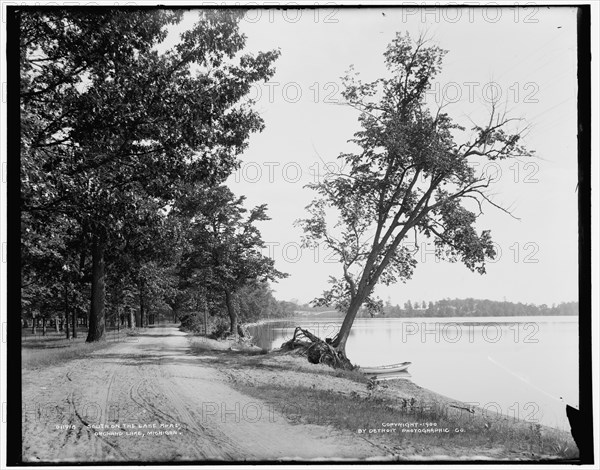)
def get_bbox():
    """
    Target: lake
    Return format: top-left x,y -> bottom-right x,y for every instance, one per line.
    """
249,316 -> 579,430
